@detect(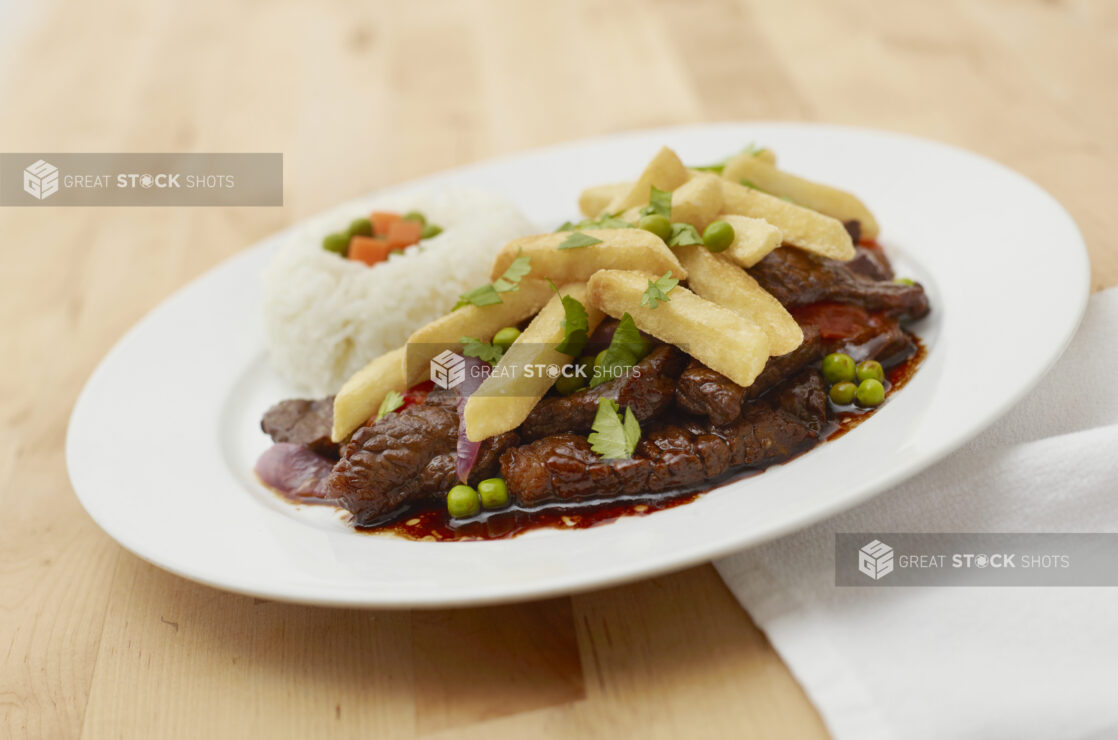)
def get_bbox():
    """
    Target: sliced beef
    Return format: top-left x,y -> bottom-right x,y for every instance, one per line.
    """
842,220 -> 862,245
519,345 -> 687,440
750,247 -> 928,320
675,326 -> 822,425
502,369 -> 828,505
845,245 -> 894,282
261,397 -> 338,457
792,302 -> 917,365
325,399 -> 519,525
